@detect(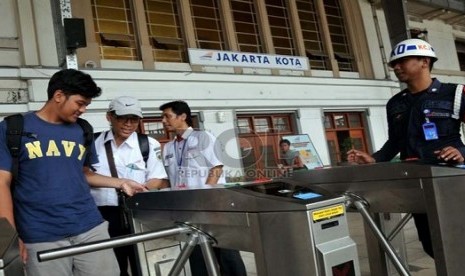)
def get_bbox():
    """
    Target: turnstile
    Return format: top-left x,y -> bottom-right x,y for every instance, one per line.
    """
290,162 -> 465,276
0,218 -> 24,276
128,181 -> 361,276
